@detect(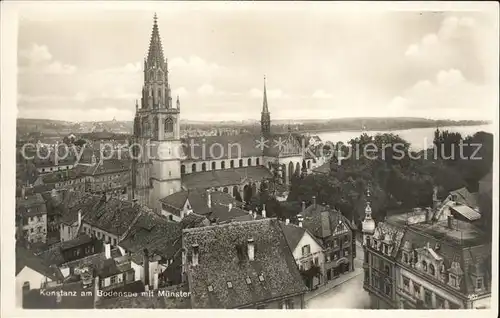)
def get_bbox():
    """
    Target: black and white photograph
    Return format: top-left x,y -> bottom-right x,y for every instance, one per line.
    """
1,0 -> 498,314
